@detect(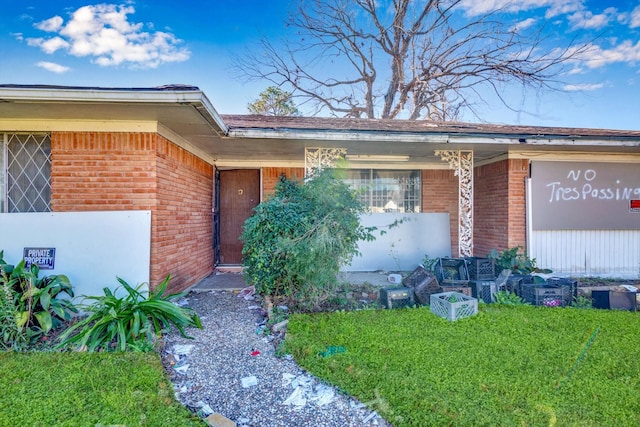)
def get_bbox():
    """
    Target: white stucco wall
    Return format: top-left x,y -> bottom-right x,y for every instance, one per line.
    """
0,211 -> 151,299
345,212 -> 451,272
